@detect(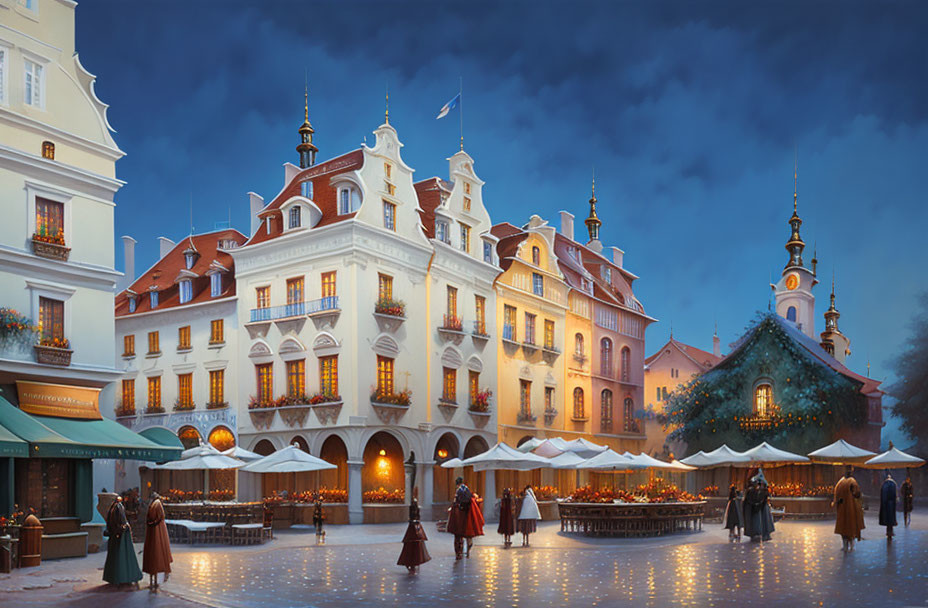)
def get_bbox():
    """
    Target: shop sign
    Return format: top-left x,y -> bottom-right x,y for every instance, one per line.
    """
16,381 -> 102,420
